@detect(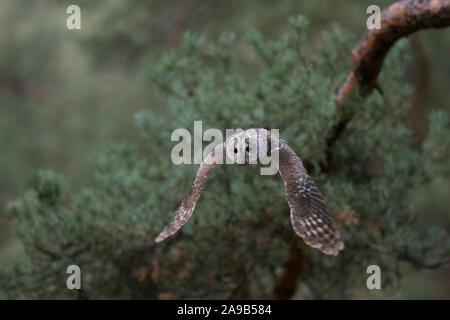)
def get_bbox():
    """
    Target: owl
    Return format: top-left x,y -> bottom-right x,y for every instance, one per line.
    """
155,128 -> 344,256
